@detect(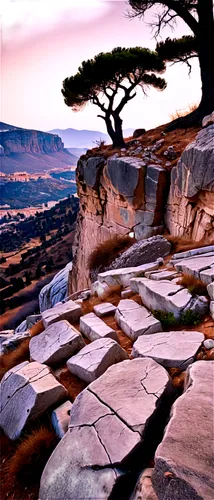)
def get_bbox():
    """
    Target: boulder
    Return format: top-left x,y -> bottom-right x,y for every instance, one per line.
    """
80,313 -> 118,342
0,361 -> 67,440
132,330 -> 204,369
29,320 -> 85,366
51,400 -> 72,439
42,300 -> 82,328
203,339 -> 214,350
39,262 -> 73,312
133,128 -> 146,138
93,302 -> 116,317
67,337 -> 128,383
115,300 -> 162,340
110,236 -> 171,271
1,330 -> 30,353
152,361 -> 214,500
131,468 -> 158,500
39,358 -> 174,500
